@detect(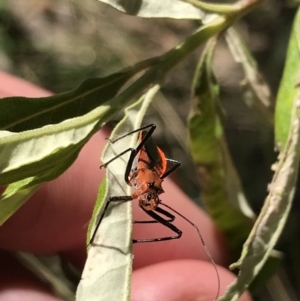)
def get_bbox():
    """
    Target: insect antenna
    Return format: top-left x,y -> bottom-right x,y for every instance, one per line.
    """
160,202 -> 220,301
